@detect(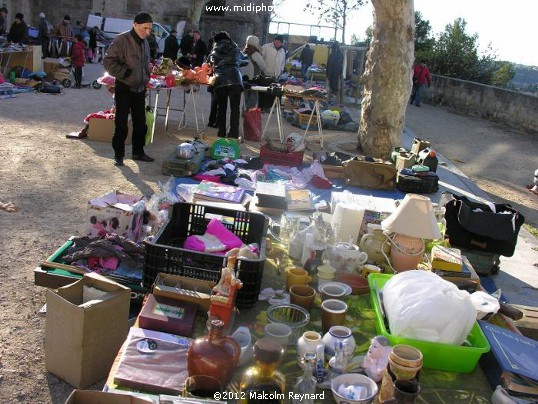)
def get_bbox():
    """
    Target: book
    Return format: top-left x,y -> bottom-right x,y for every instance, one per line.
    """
193,180 -> 246,204
255,181 -> 287,210
501,370 -> 538,397
286,188 -> 314,211
434,255 -> 472,278
431,245 -> 463,272
138,294 -> 198,337
479,320 -> 538,392
114,327 -> 190,395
